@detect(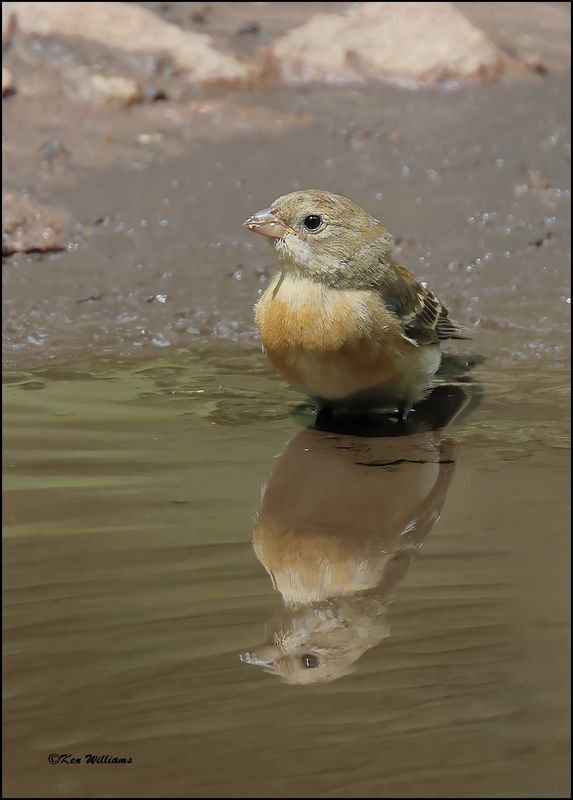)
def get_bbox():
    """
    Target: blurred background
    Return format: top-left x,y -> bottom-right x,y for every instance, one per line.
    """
2,3 -> 571,798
